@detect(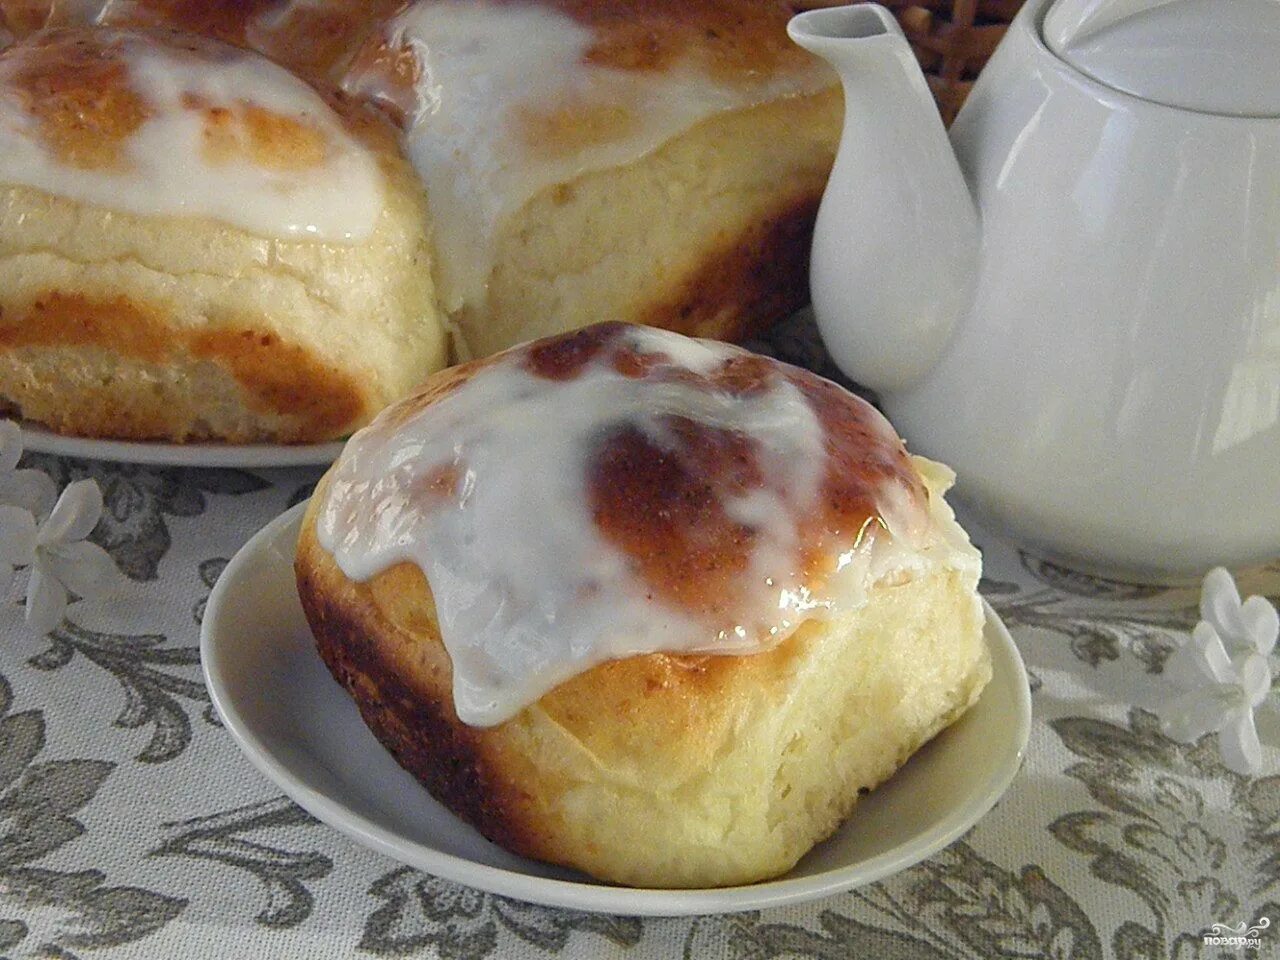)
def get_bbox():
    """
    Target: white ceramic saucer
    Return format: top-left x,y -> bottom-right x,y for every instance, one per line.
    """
20,423 -> 345,468
201,502 -> 1032,916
